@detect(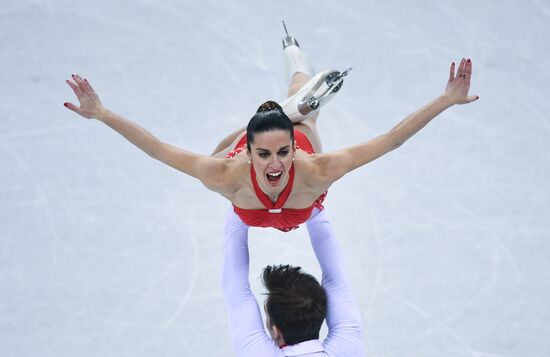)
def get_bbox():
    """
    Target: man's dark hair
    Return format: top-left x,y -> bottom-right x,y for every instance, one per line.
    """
246,101 -> 294,151
262,264 -> 327,345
